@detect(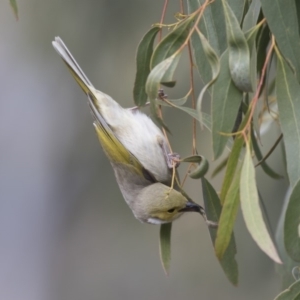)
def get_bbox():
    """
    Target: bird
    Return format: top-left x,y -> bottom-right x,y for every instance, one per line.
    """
52,37 -> 211,225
